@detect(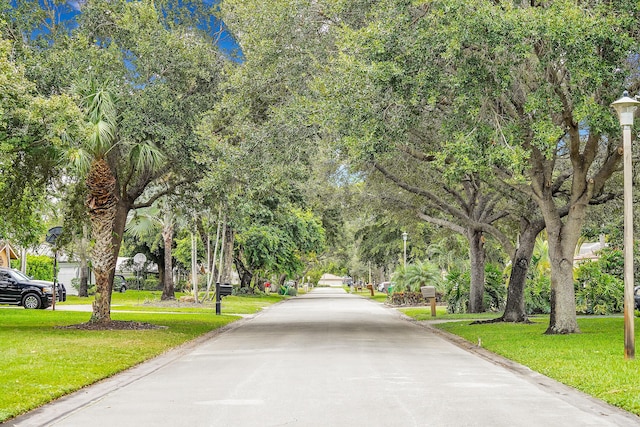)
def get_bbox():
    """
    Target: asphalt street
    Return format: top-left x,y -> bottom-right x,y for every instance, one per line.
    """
10,288 -> 640,427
